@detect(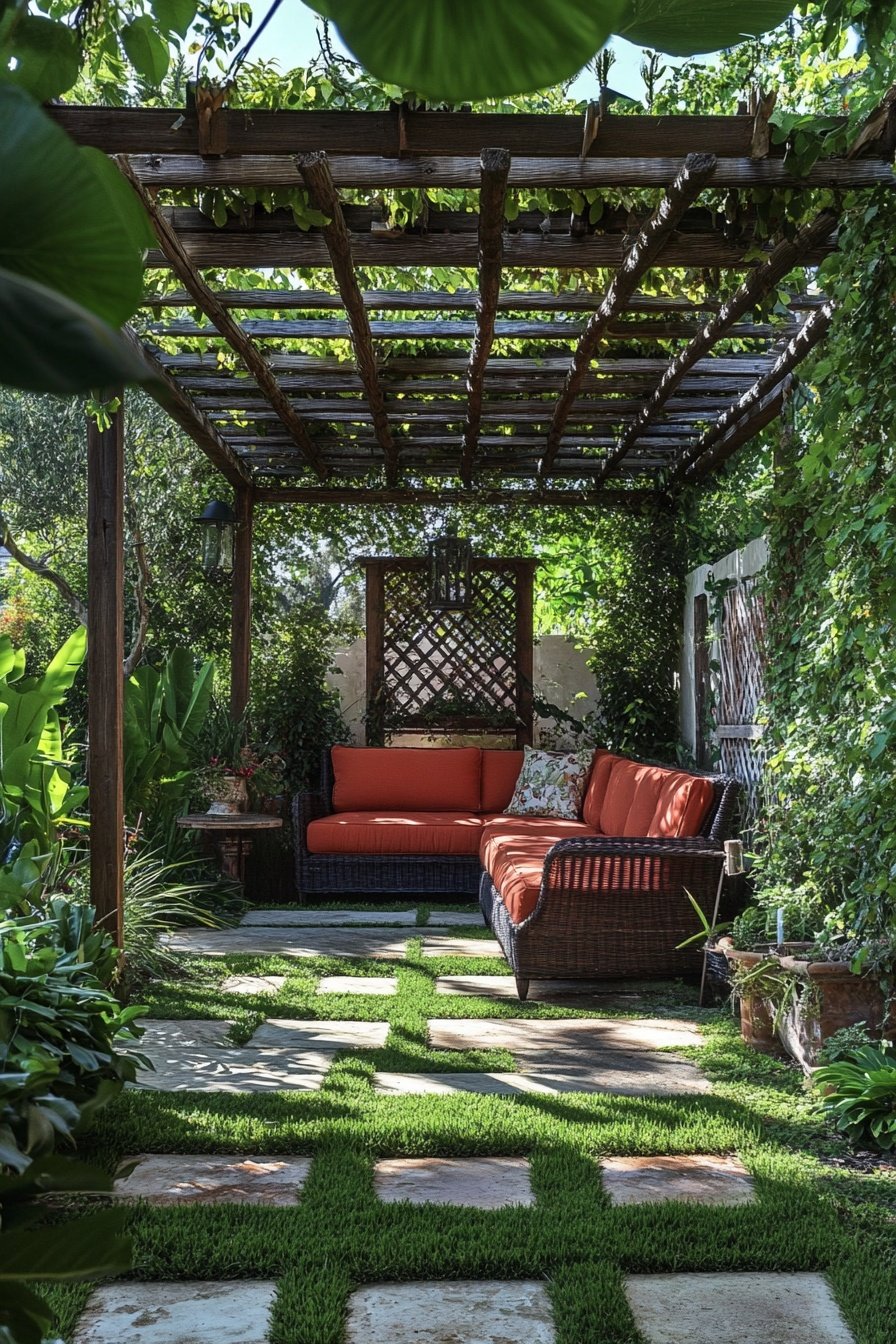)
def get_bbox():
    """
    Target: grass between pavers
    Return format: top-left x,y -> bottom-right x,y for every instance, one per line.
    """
48,918 -> 896,1344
